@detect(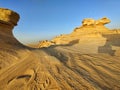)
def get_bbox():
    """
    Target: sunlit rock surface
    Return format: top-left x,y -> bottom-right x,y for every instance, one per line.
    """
0,8 -> 120,90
